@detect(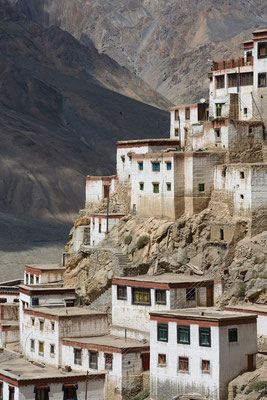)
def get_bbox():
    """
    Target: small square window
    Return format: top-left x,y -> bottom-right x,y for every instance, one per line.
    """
185,107 -> 190,120
258,43 -> 267,59
166,162 -> 172,170
198,183 -> 205,192
258,73 -> 267,88
177,326 -> 190,344
186,288 -> 196,301
199,327 -> 211,347
215,129 -> 221,138
74,349 -> 82,365
158,354 -> 166,366
240,171 -> 245,179
139,182 -> 144,191
105,353 -> 113,370
30,339 -> 35,351
152,162 -> 160,172
249,127 -> 253,134
89,351 -> 98,369
244,108 -> 248,115
228,328 -> 238,342
157,324 -> 168,342
175,110 -> 179,120
178,357 -> 189,372
117,285 -> 127,300
240,194 -> 244,199
50,344 -> 55,357
155,289 -> 166,305
153,183 -> 159,194
166,183 -> 171,191
174,128 -> 179,137
202,360 -> 210,372
138,162 -> 143,171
